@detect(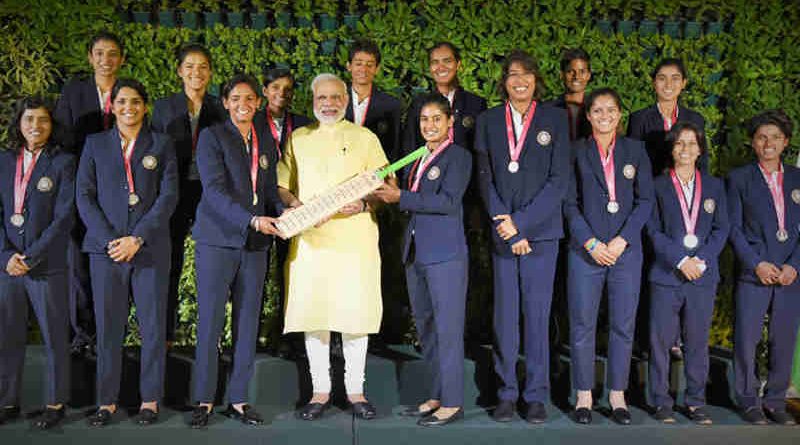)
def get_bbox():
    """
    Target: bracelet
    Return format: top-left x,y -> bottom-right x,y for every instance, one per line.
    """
584,238 -> 598,253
